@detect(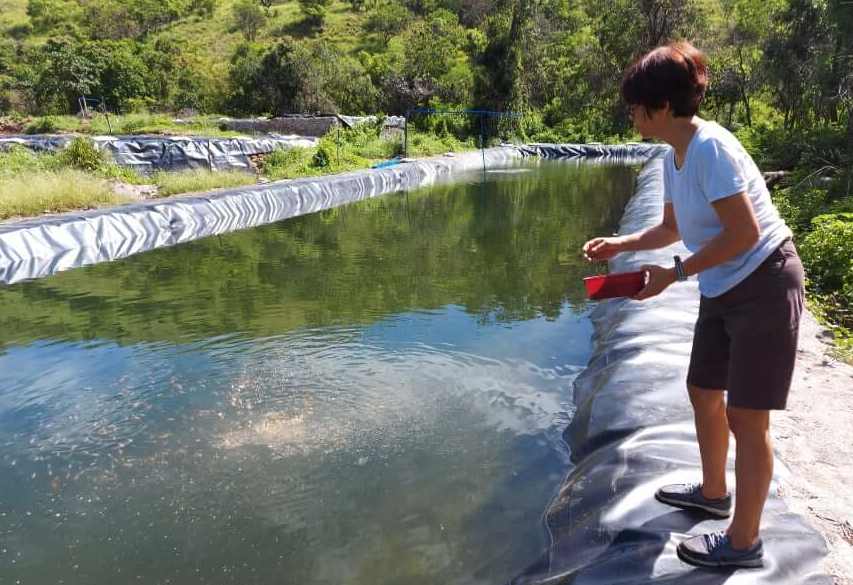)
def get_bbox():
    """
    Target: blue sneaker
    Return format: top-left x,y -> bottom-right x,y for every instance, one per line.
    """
655,482 -> 732,517
677,531 -> 764,568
